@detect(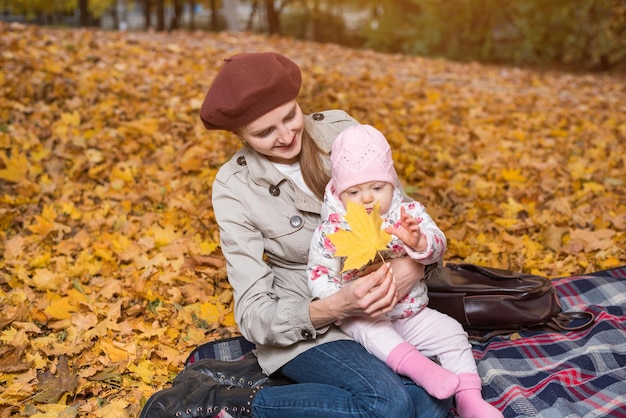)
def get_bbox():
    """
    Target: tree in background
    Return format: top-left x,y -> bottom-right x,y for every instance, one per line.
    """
349,0 -> 626,70
240,0 -> 295,34
139,0 -> 152,29
168,0 -> 182,29
2,0 -> 73,24
1,0 -> 114,26
1,0 -> 624,69
269,0 -> 356,44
